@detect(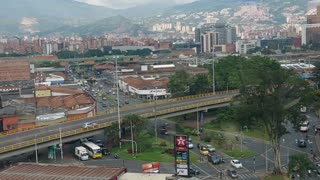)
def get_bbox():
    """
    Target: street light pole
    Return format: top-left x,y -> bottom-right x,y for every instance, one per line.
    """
154,87 -> 158,142
34,134 -> 38,164
59,127 -> 63,160
212,48 -> 215,93
116,57 -> 121,148
197,106 -> 199,134
130,120 -> 134,157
